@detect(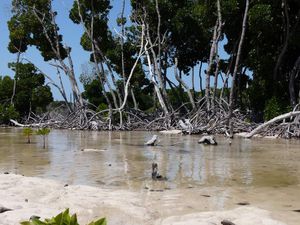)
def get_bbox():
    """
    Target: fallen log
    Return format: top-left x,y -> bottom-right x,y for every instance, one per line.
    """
244,111 -> 300,138
10,119 -> 60,128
